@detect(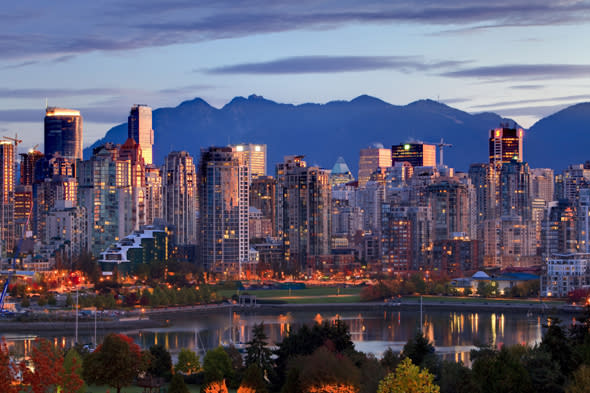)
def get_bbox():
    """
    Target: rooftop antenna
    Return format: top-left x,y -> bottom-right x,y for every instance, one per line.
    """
45,98 -> 48,109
